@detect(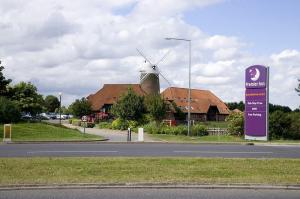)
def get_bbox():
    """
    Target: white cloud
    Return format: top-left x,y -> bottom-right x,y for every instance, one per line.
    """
1,0 -> 299,109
